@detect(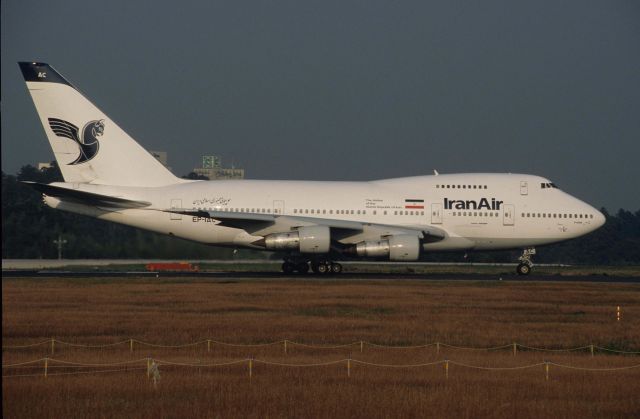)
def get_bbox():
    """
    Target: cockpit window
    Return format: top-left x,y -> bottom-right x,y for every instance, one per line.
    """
541,182 -> 559,189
